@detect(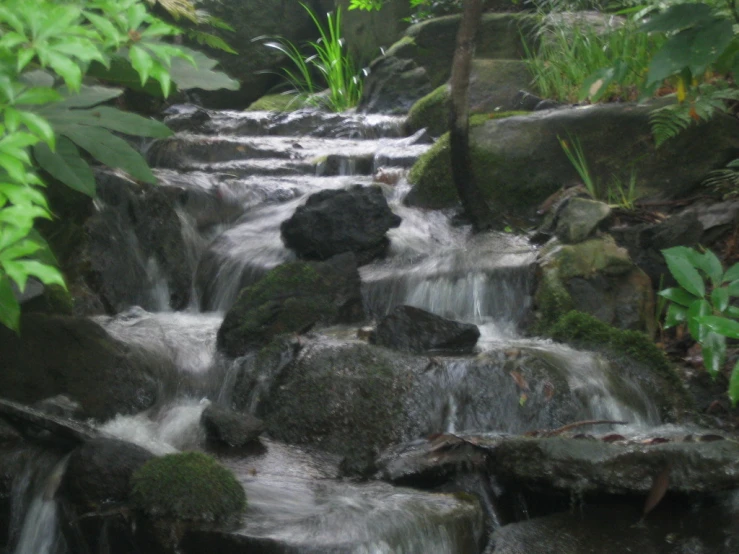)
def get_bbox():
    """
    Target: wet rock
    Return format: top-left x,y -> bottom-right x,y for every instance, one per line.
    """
161,104 -> 211,133
281,185 -> 401,265
201,405 -> 264,447
406,103 -> 739,216
217,253 -> 365,357
60,438 -> 154,511
359,13 -> 536,114
0,314 -> 162,420
533,235 -> 655,334
489,503 -> 736,554
374,305 -> 480,353
0,398 -> 97,446
553,198 -> 611,244
85,170 -> 192,312
33,395 -> 85,420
